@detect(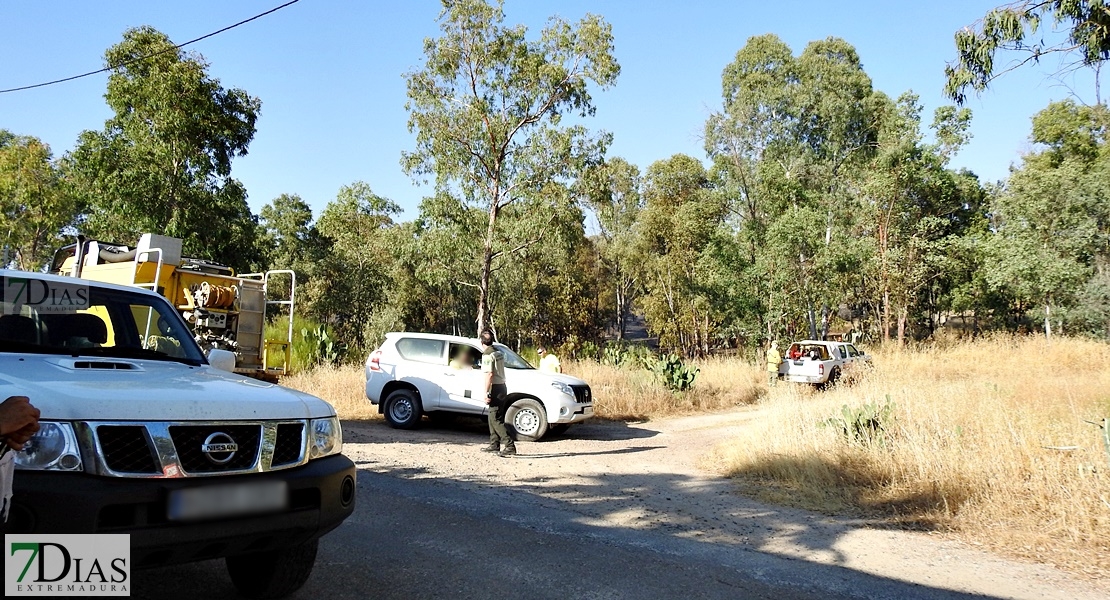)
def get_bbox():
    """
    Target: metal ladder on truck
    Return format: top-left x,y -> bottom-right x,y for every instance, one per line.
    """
241,270 -> 297,377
